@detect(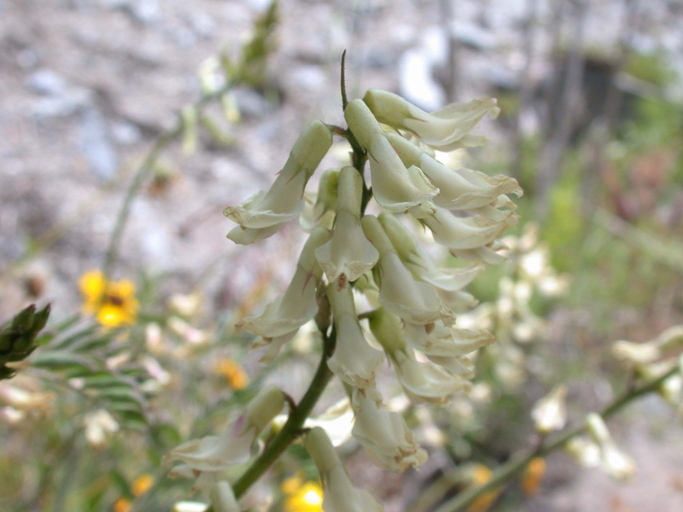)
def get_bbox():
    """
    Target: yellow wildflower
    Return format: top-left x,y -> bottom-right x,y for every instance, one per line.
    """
79,270 -> 139,327
132,474 -> 155,496
215,358 -> 249,390
113,497 -> 132,512
282,476 -> 324,512
466,463 -> 502,512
